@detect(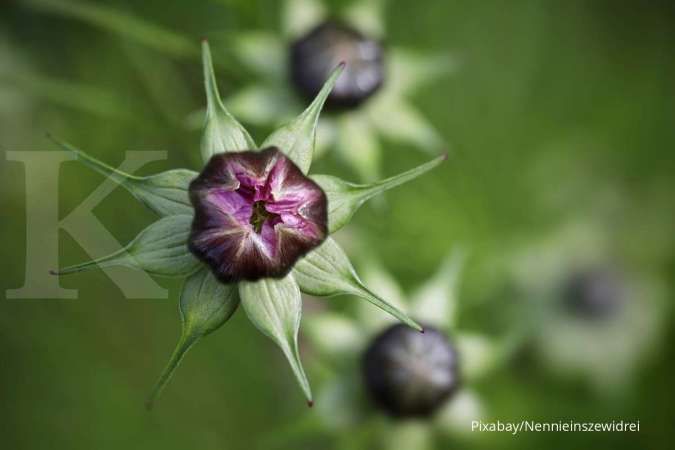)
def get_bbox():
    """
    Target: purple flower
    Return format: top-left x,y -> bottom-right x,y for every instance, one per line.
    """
188,147 -> 328,282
